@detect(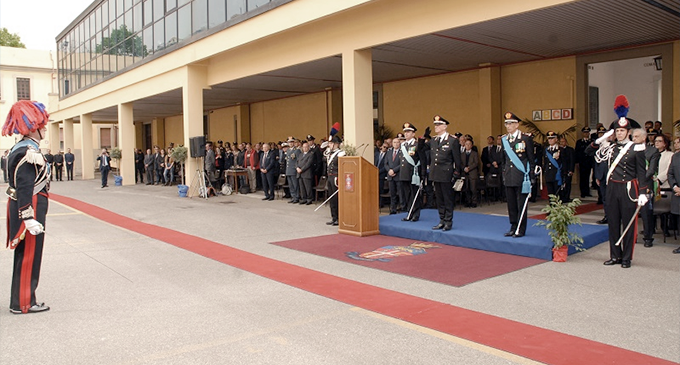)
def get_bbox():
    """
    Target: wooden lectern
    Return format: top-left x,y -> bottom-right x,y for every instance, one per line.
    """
338,156 -> 380,236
